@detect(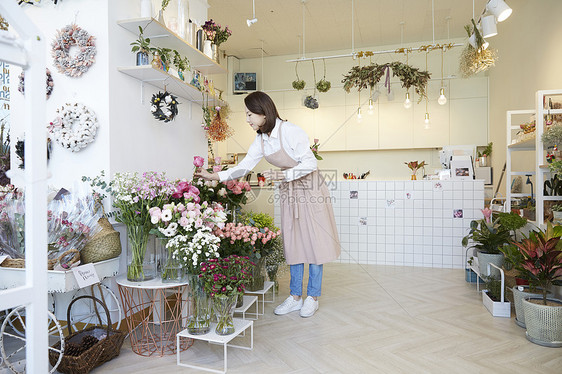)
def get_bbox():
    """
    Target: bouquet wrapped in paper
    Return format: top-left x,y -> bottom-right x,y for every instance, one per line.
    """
0,185 -> 25,259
